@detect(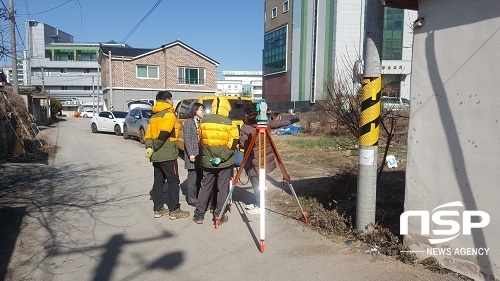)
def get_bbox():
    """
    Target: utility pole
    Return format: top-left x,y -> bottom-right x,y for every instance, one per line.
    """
108,51 -> 113,111
92,76 -> 95,112
25,20 -> 33,86
97,64 -> 101,113
41,67 -> 45,93
8,0 -> 19,95
356,0 -> 384,232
